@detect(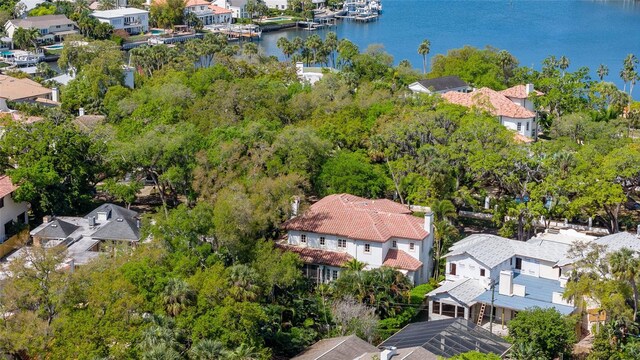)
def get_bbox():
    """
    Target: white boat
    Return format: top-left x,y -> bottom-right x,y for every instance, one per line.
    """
0,50 -> 44,66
